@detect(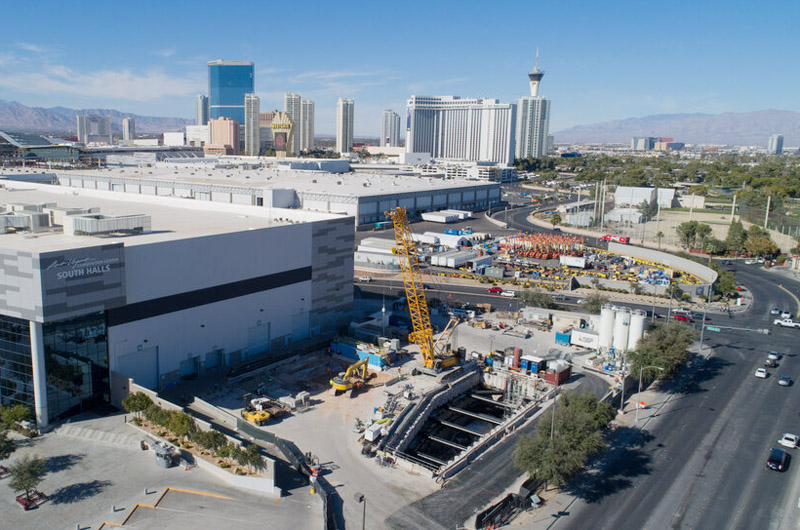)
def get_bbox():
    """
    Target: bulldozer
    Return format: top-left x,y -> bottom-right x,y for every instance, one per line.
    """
330,357 -> 370,396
